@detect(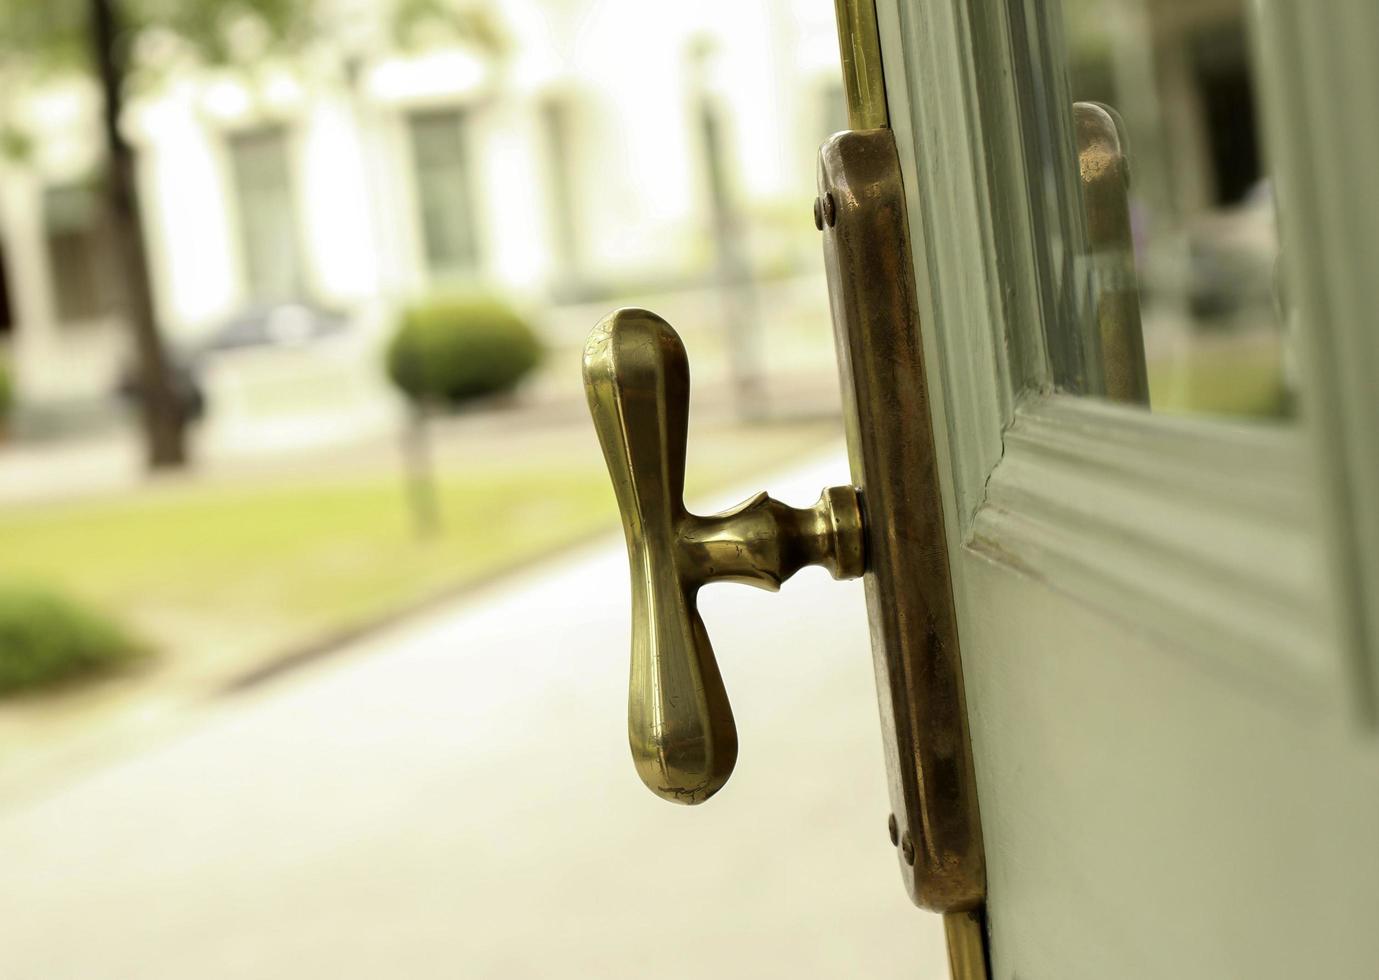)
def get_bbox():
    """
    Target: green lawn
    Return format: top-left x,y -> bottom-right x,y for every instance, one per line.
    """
0,421 -> 840,694
0,467 -> 611,684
